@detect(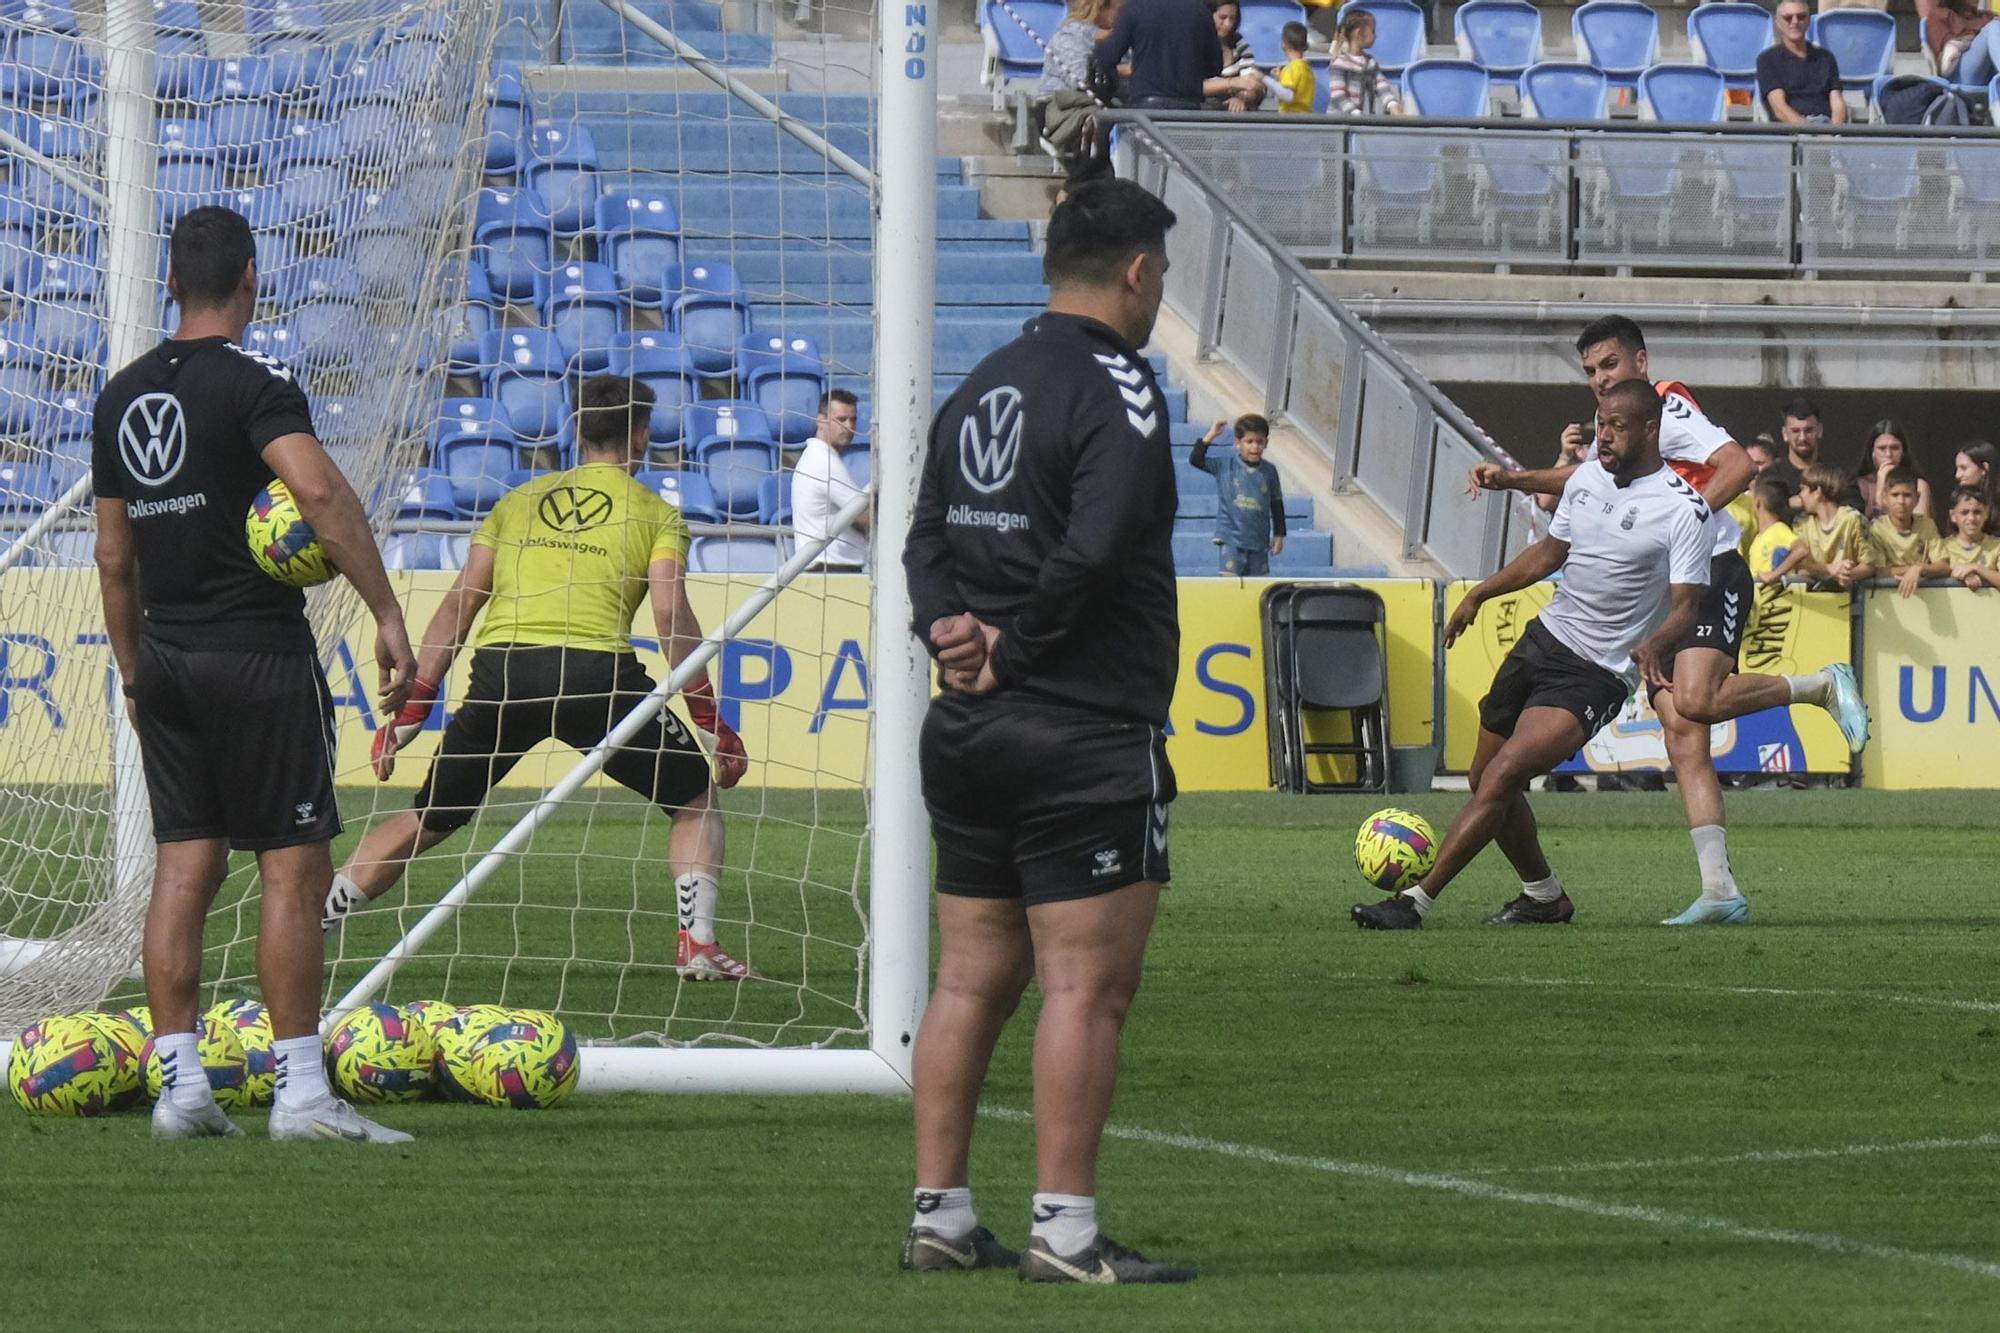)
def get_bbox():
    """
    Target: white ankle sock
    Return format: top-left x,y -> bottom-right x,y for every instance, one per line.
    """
272,1034 -> 331,1109
912,1186 -> 977,1236
1521,873 -> 1564,904
1786,671 -> 1832,706
155,1030 -> 213,1111
1690,824 -> 1741,903
322,873 -> 365,933
1030,1193 -> 1098,1257
1399,886 -> 1434,918
676,873 -> 720,946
